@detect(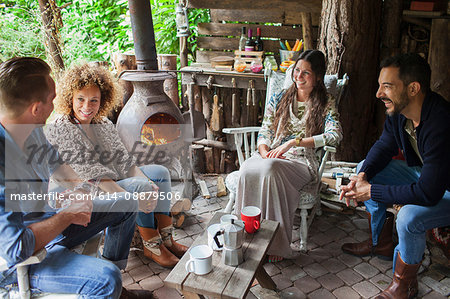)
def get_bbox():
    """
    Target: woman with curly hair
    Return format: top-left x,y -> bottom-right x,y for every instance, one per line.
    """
235,50 -> 343,262
45,62 -> 187,268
